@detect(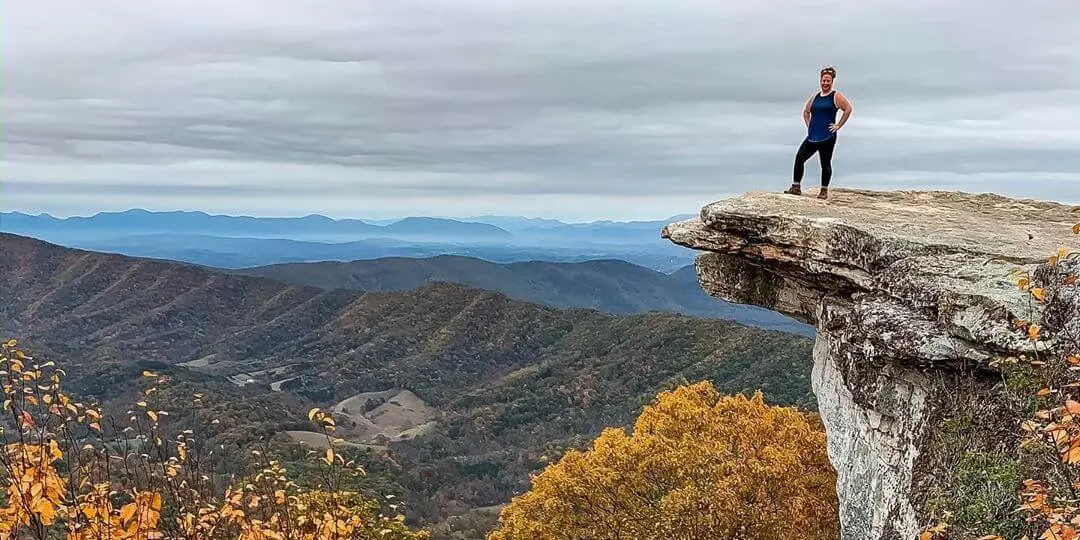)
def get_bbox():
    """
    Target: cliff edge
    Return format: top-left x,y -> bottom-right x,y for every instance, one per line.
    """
662,189 -> 1078,539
